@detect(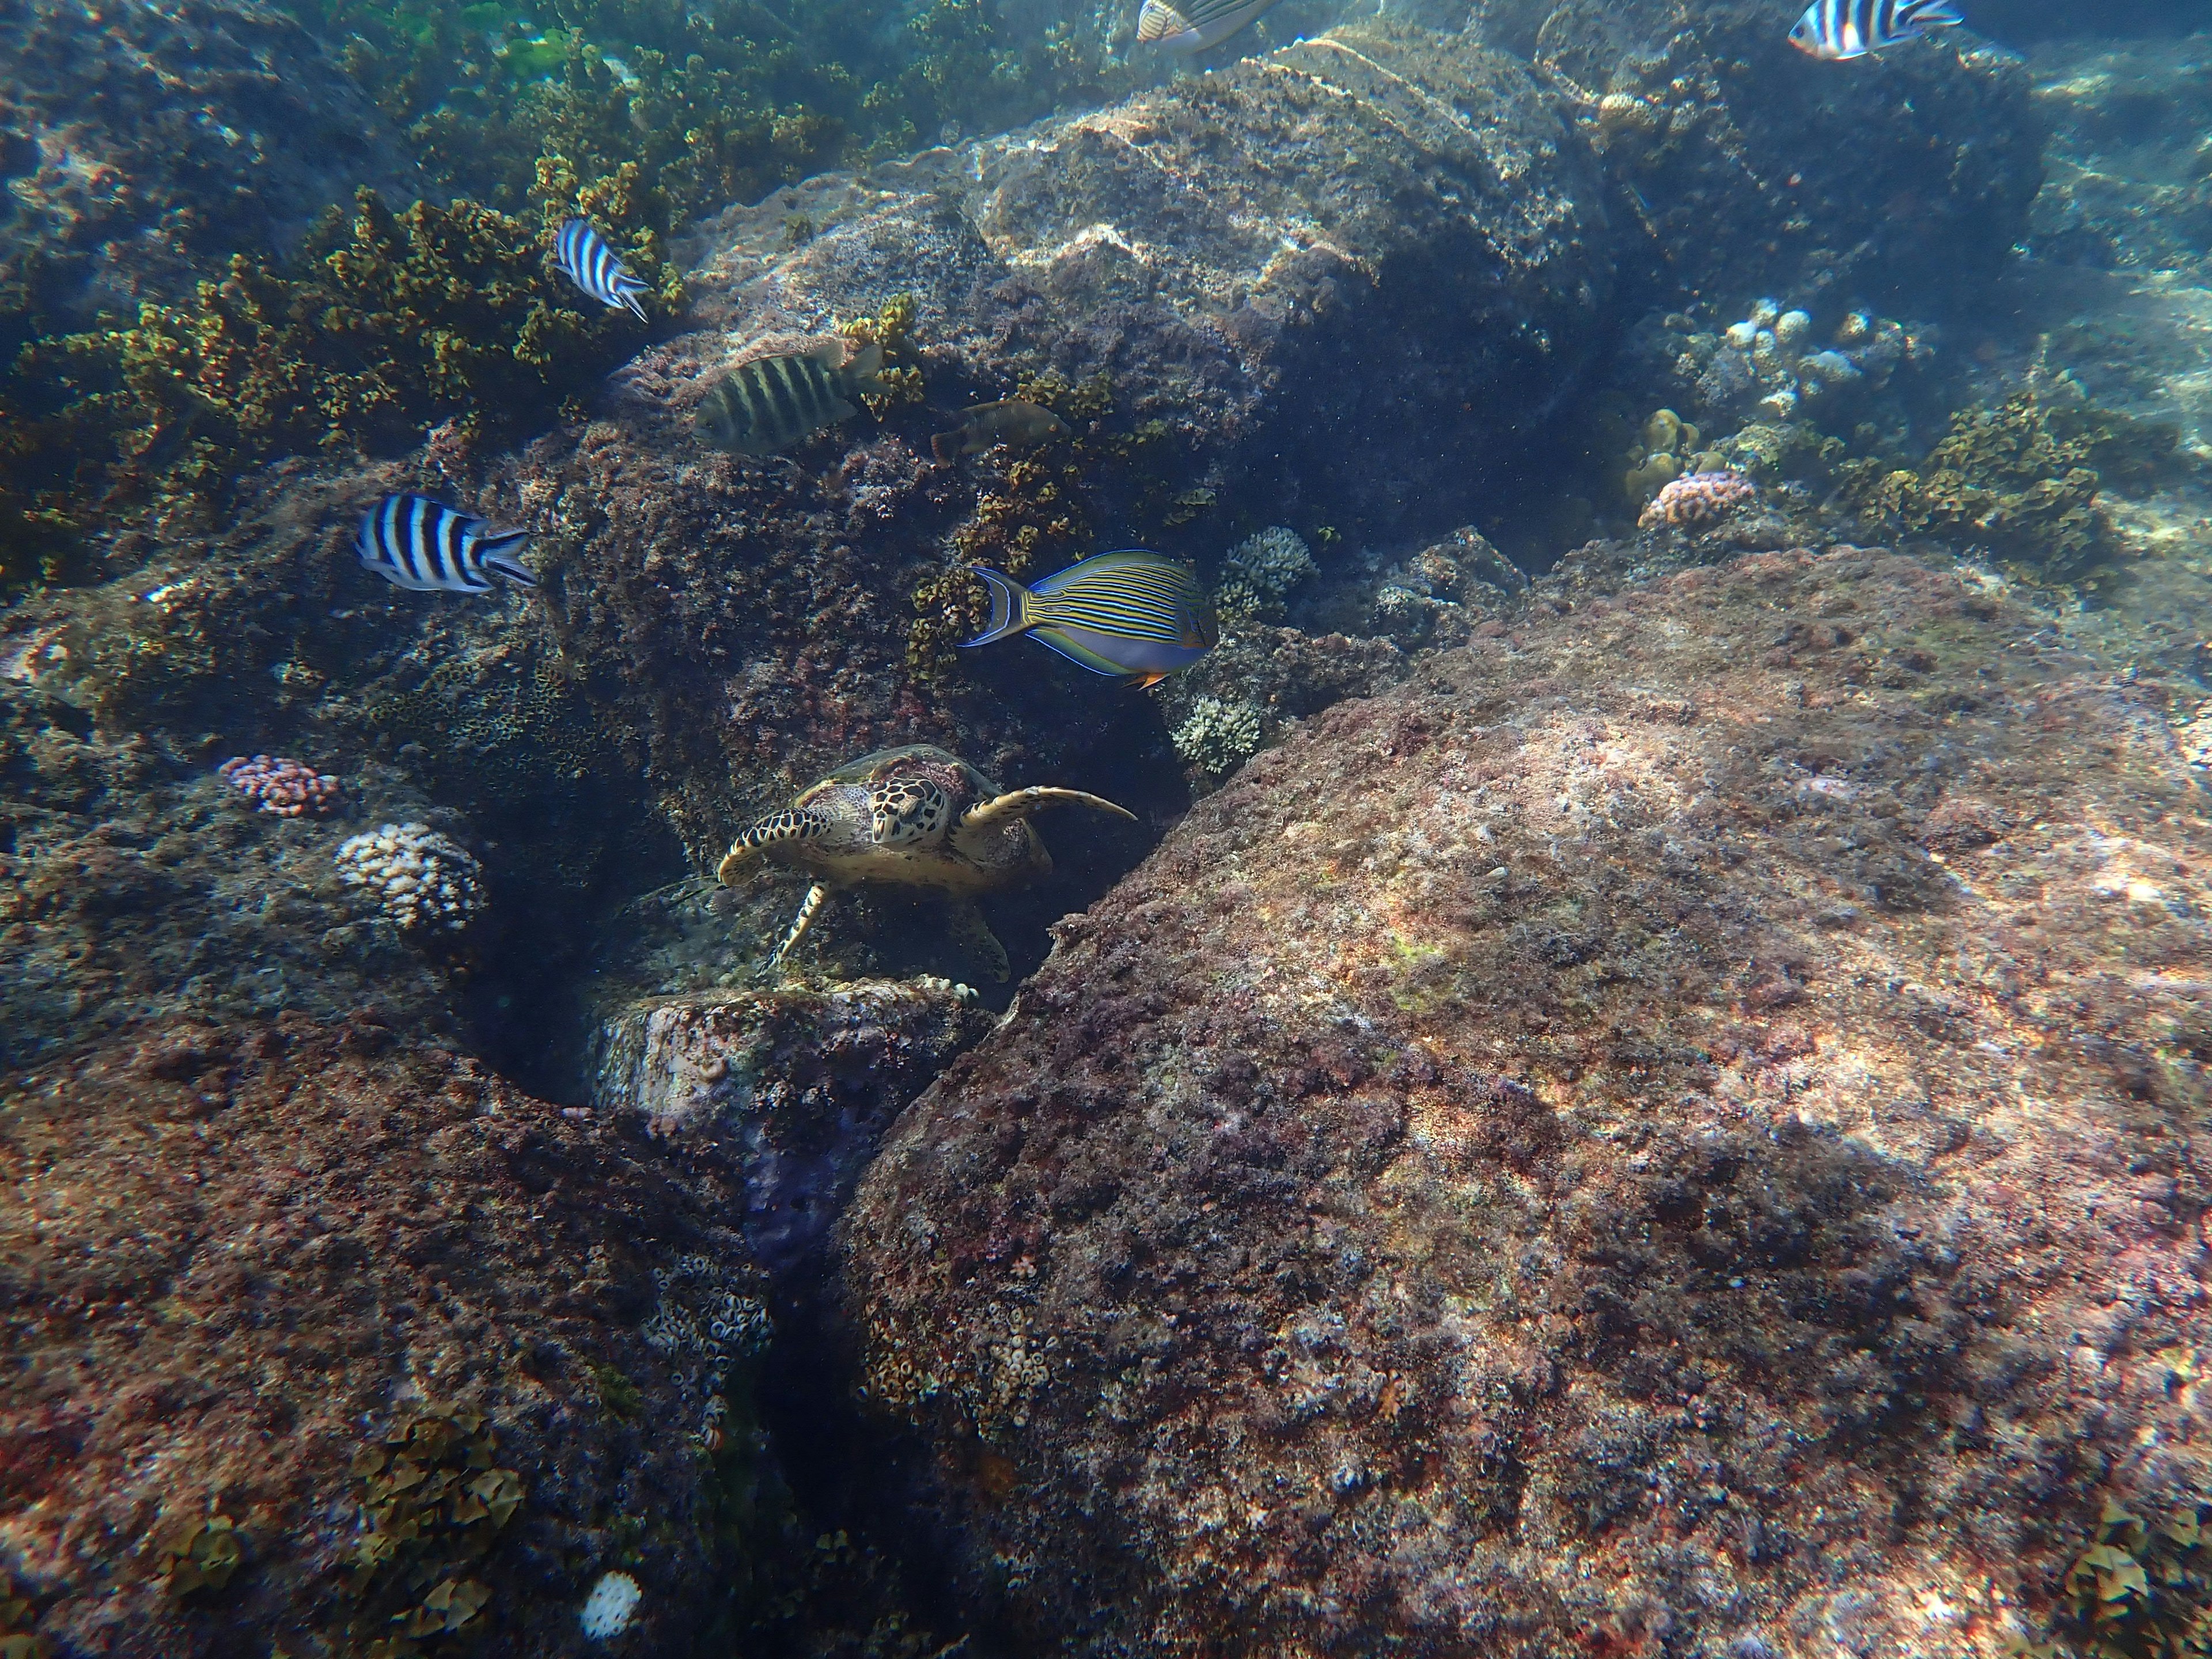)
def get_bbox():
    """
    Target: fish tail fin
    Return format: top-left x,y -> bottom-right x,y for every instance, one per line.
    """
844,340 -> 885,391
621,287 -> 650,323
1908,0 -> 1965,22
473,529 -> 536,588
930,430 -> 960,463
957,566 -> 1034,647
